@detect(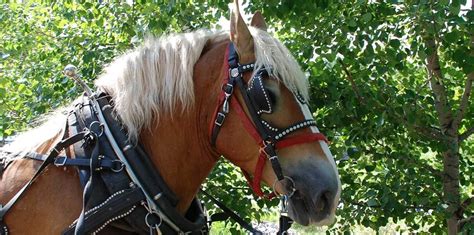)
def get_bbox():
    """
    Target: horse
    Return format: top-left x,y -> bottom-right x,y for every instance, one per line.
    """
0,2 -> 341,234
